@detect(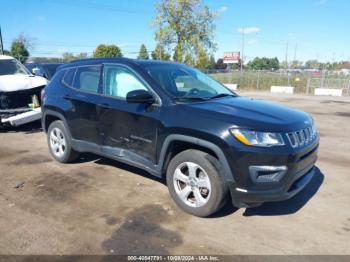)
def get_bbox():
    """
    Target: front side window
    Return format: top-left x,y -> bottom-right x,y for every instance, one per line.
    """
103,65 -> 147,99
0,59 -> 30,76
144,64 -> 235,100
72,66 -> 101,93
